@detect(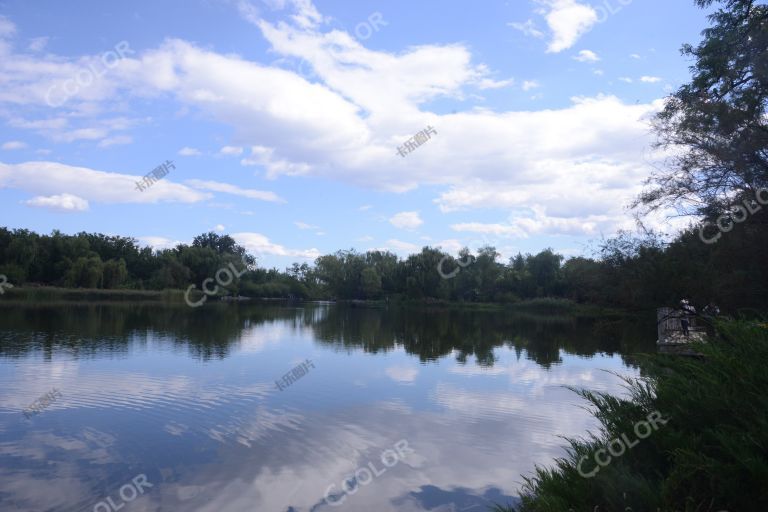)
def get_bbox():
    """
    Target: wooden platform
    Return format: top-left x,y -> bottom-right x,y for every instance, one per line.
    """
657,307 -> 707,356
